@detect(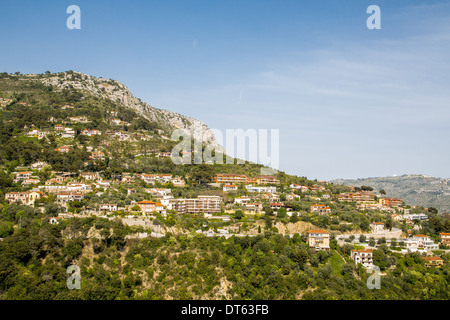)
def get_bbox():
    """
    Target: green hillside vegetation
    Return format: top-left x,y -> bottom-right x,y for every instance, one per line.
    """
1,71 -> 449,300
0,211 -> 449,300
